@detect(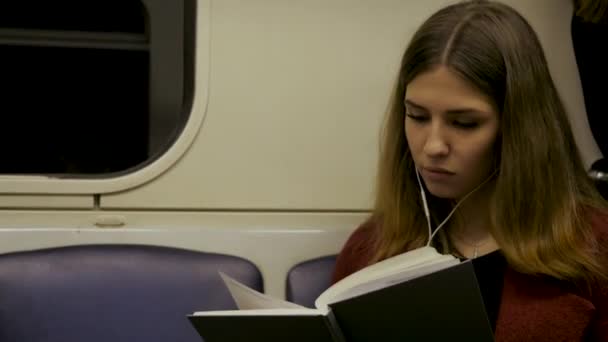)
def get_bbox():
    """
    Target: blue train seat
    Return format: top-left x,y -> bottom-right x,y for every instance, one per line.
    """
0,244 -> 262,342
285,255 -> 337,308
